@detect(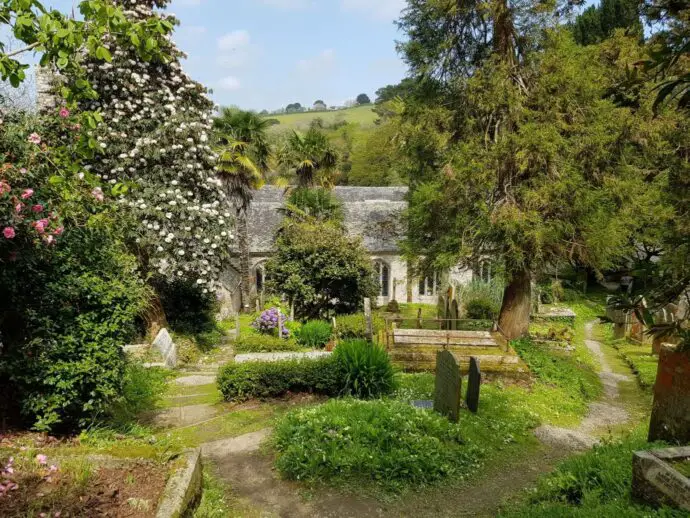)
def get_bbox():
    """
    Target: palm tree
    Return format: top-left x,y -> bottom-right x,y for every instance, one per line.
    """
277,128 -> 339,187
214,108 -> 271,312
